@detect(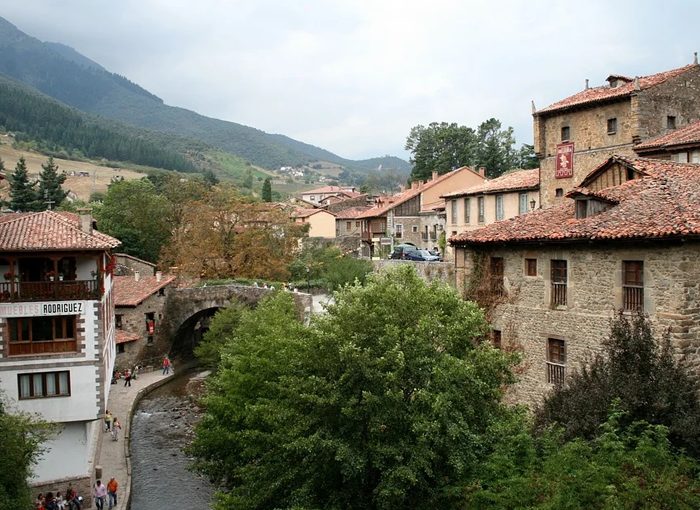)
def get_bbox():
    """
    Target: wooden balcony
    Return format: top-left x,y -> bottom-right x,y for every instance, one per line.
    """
546,361 -> 566,386
551,282 -> 567,307
623,285 -> 644,311
0,280 -> 100,302
8,339 -> 78,356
